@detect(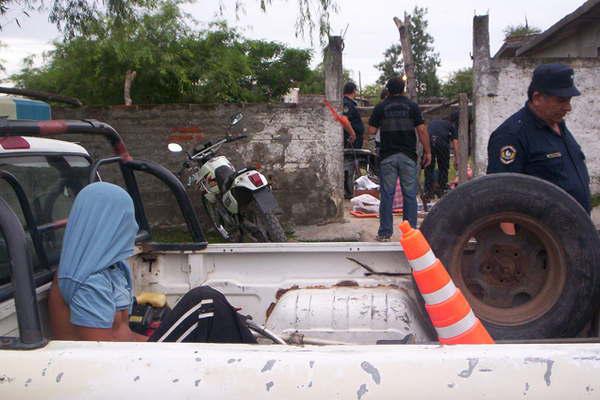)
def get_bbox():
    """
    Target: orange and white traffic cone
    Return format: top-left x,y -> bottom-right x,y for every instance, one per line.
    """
399,221 -> 494,345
